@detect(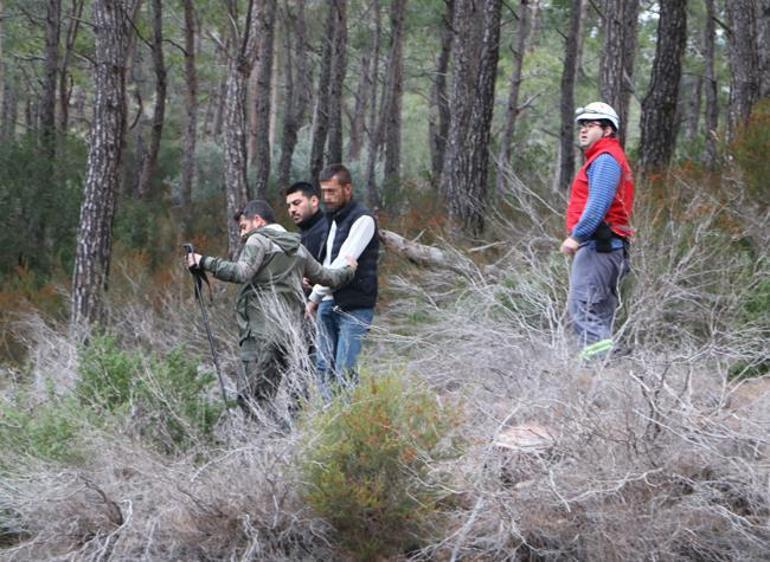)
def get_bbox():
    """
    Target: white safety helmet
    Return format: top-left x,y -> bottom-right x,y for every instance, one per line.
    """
575,102 -> 619,132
